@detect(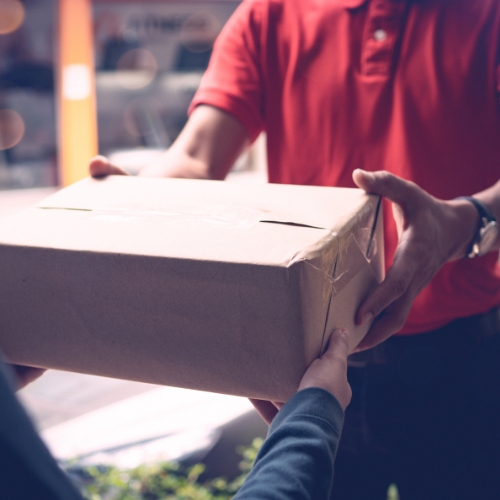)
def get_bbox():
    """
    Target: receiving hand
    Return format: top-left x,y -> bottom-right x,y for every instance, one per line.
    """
251,328 -> 352,425
352,169 -> 479,351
